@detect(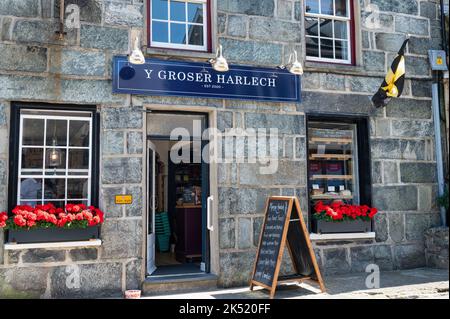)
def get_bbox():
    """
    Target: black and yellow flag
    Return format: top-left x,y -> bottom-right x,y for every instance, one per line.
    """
371,39 -> 409,108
